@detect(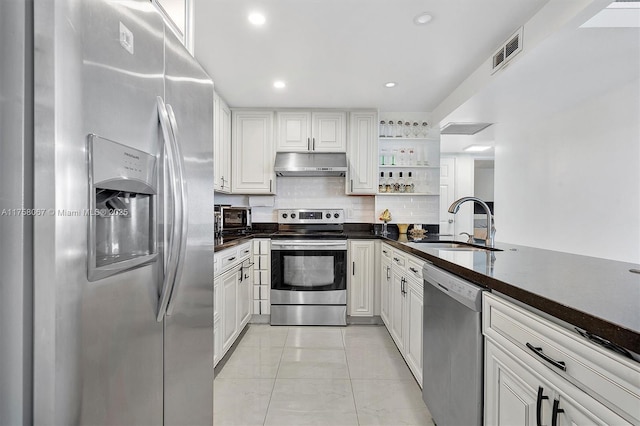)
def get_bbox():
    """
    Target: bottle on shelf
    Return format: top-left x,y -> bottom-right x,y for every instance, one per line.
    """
408,147 -> 416,165
397,172 -> 406,193
387,121 -> 395,138
386,172 -> 395,193
378,172 -> 386,193
399,147 -> 406,165
406,172 -> 415,193
396,121 -> 404,137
